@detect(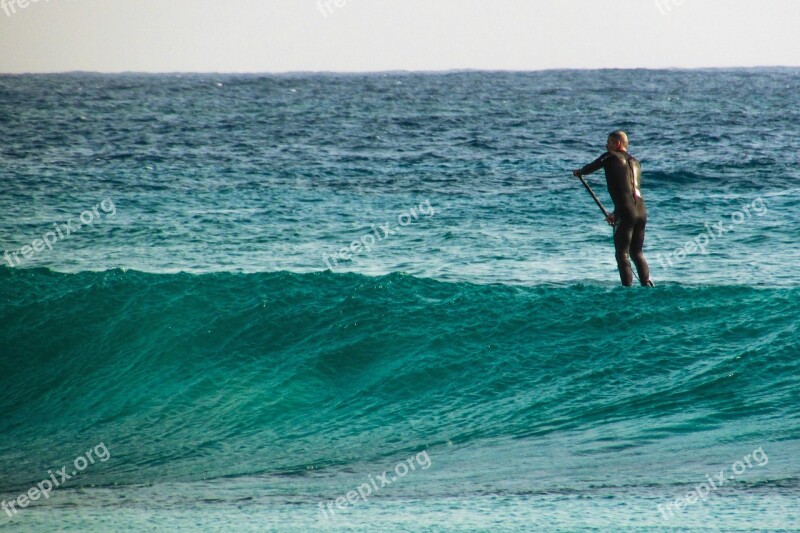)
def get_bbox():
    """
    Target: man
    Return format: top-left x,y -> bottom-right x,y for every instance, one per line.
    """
573,131 -> 654,287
